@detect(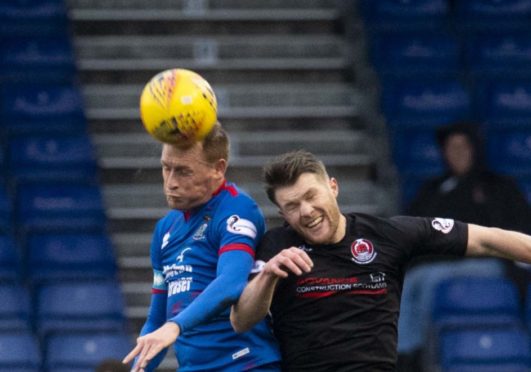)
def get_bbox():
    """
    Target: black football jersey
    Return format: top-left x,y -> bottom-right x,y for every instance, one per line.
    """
256,213 -> 468,372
